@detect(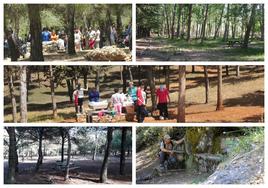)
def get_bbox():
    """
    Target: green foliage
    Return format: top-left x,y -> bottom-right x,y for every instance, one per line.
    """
40,10 -> 64,30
